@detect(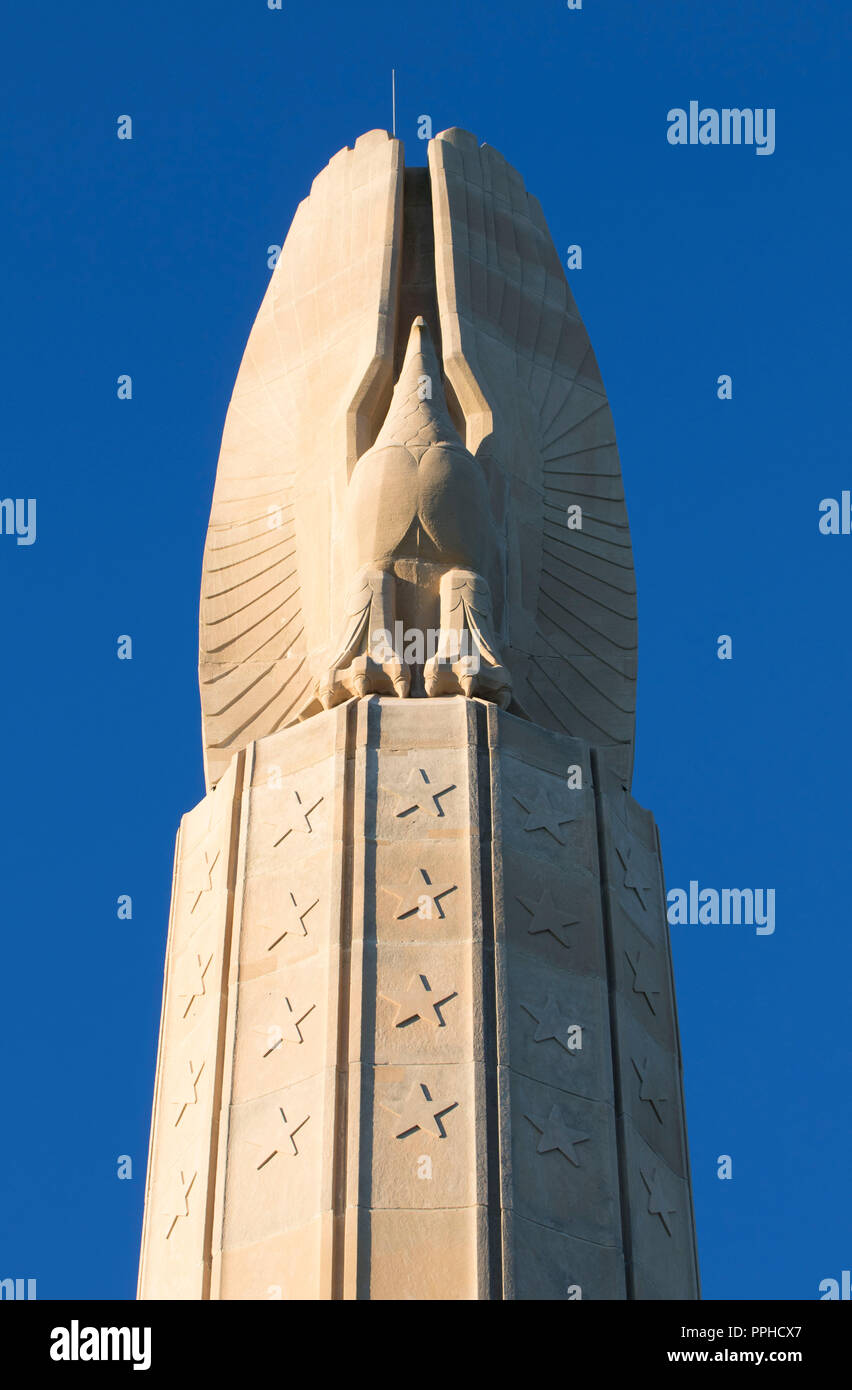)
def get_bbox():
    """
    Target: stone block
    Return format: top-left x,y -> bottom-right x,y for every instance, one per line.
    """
503,1070 -> 622,1248
507,1213 -> 627,1301
504,948 -> 614,1103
